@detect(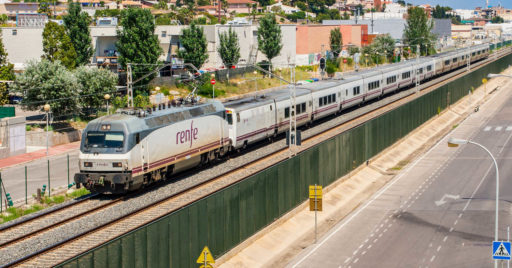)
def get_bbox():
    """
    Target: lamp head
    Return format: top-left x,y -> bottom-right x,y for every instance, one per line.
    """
104,94 -> 111,100
447,137 -> 468,148
43,104 -> 50,112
